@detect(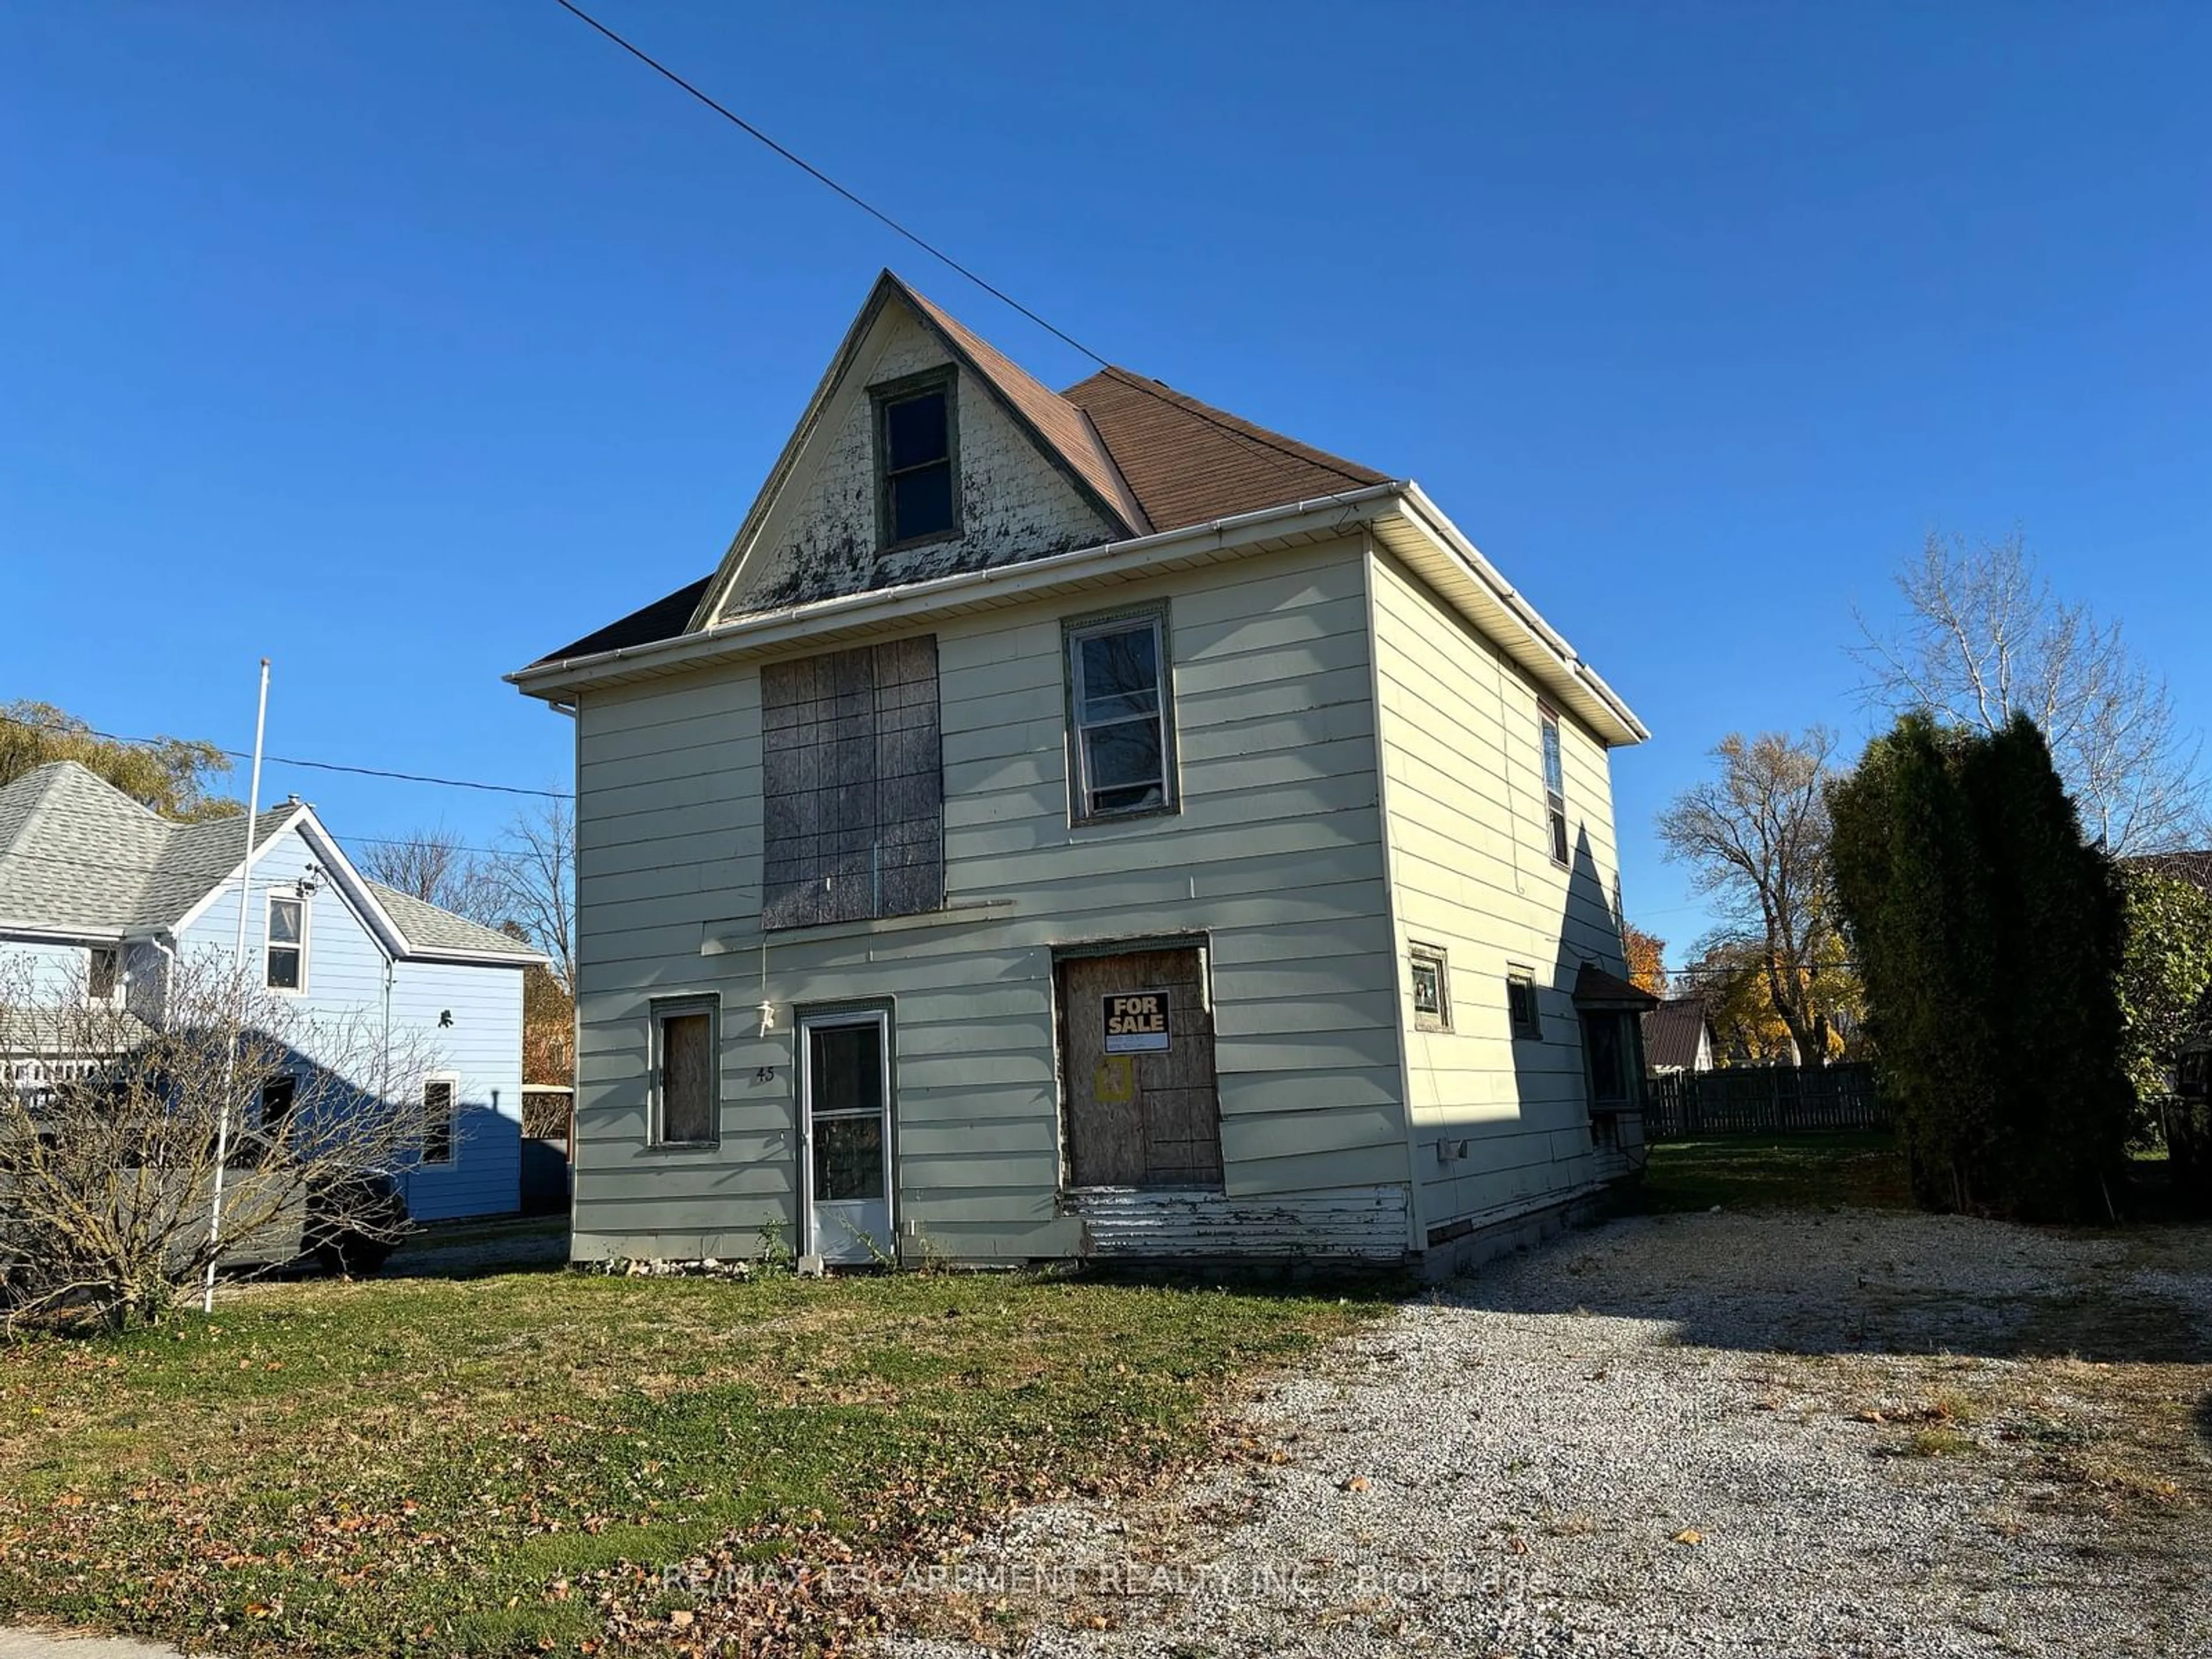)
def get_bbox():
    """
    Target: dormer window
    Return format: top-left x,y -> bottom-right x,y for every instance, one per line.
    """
873,368 -> 959,548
